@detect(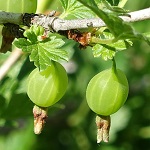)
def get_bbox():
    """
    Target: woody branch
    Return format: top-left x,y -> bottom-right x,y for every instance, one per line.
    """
0,7 -> 150,31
